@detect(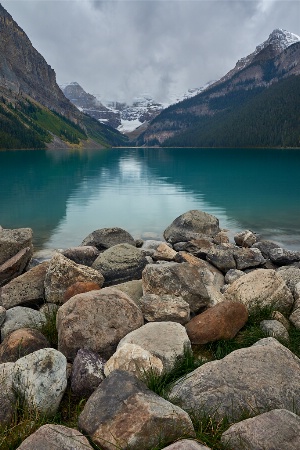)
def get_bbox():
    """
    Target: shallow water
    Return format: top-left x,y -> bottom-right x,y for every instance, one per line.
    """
0,147 -> 299,250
